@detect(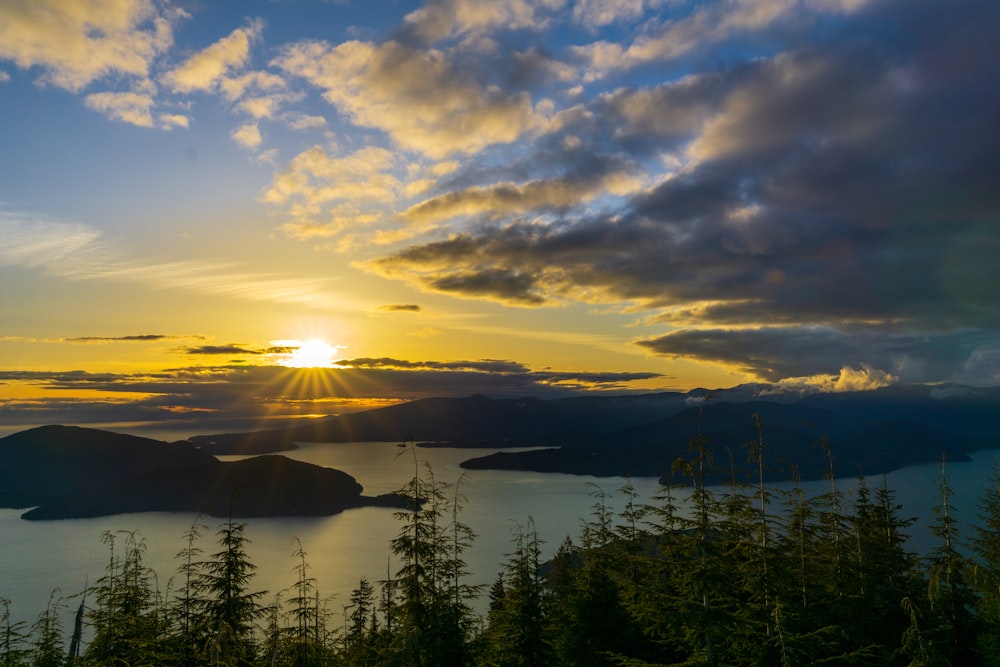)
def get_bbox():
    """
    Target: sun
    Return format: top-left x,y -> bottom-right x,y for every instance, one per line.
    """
276,339 -> 340,368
